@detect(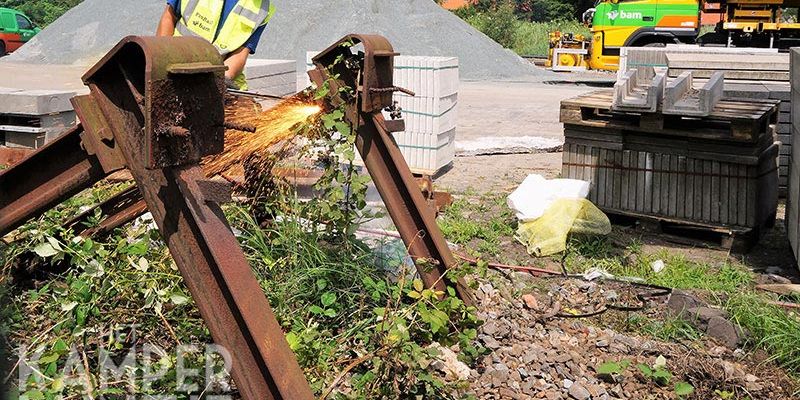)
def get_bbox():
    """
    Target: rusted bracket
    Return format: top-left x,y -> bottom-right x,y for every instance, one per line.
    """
1,36 -> 314,400
310,35 -> 473,305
